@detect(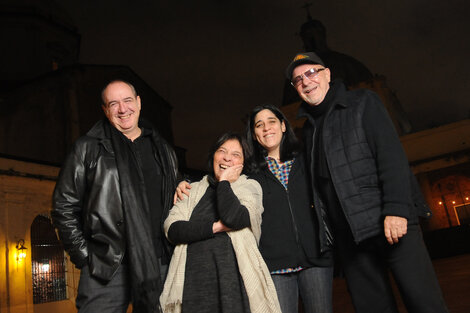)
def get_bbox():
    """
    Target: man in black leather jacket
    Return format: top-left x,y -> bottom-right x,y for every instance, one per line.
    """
285,52 -> 448,313
52,80 -> 178,313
